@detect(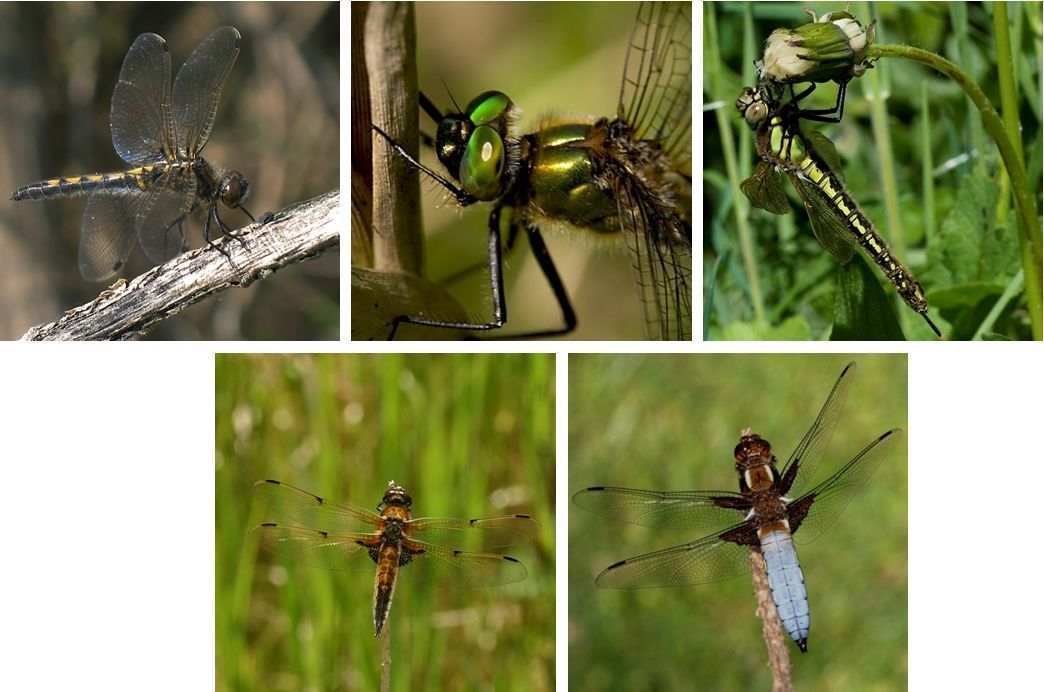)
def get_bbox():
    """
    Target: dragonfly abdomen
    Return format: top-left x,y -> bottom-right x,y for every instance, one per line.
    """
373,541 -> 402,637
11,165 -> 164,201
760,528 -> 810,652
796,153 -> 931,313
